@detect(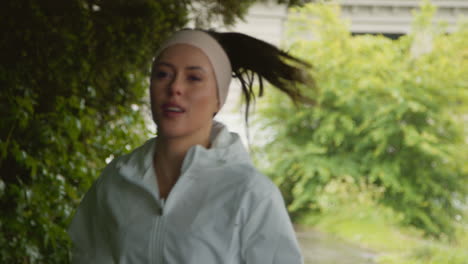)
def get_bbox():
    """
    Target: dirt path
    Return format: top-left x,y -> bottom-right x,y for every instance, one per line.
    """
296,226 -> 378,264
